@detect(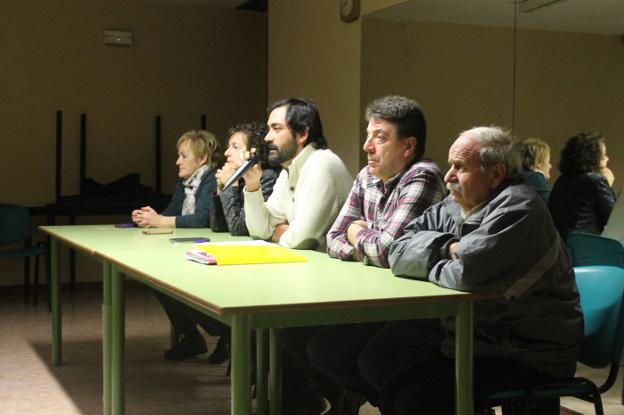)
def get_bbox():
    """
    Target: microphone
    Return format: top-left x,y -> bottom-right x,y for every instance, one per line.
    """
222,155 -> 259,190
